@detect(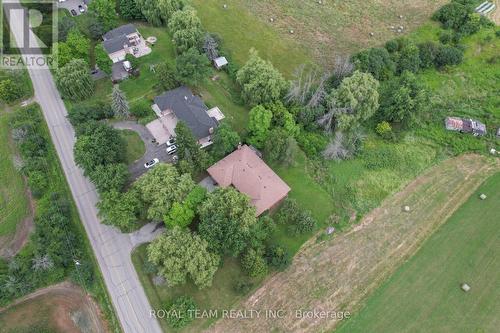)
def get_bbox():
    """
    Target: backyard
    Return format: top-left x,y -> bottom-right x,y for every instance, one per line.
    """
337,171 -> 500,333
